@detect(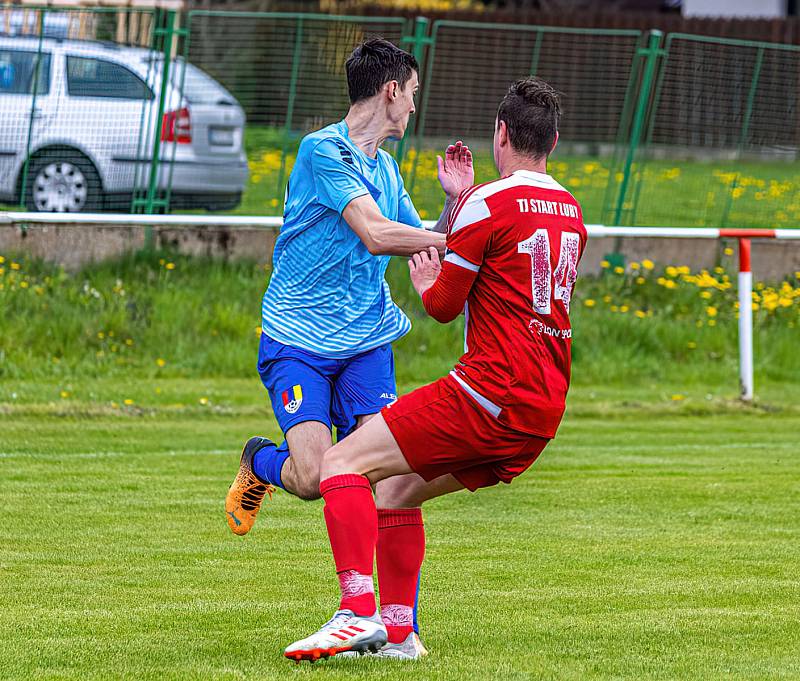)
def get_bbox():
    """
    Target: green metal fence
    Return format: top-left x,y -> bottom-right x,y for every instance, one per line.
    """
405,20 -> 646,223
618,33 -> 800,231
0,5 -> 180,214
2,7 -> 800,231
